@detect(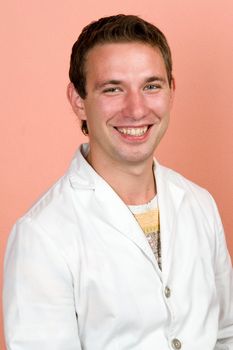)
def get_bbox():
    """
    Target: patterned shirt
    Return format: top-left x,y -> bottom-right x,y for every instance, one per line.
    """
128,196 -> 161,270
